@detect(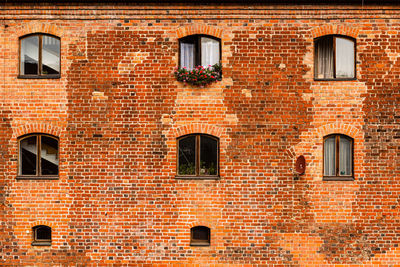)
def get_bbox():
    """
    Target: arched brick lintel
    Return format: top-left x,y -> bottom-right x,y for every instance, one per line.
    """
176,25 -> 223,39
172,124 -> 225,139
13,123 -> 64,139
311,25 -> 359,39
16,22 -> 63,38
